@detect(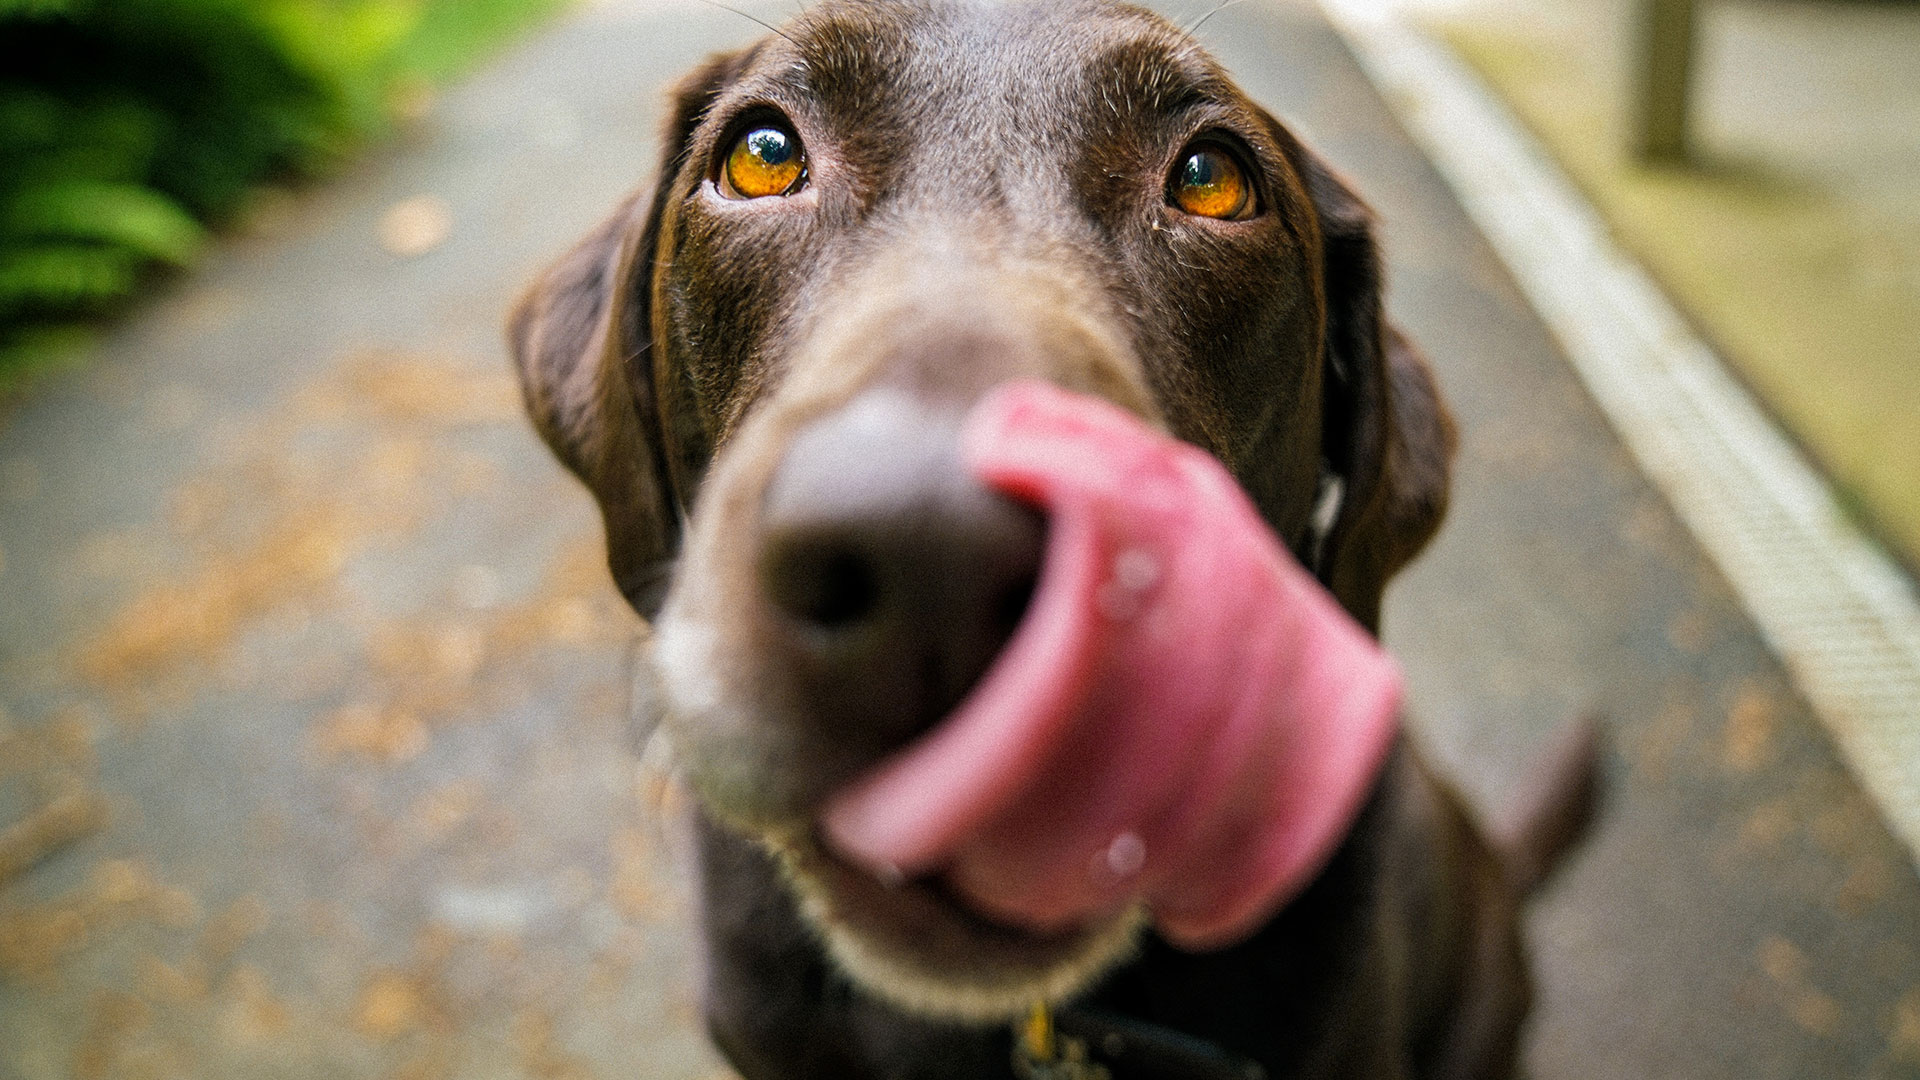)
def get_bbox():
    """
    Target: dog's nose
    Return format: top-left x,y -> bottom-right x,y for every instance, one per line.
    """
759,389 -> 1044,752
